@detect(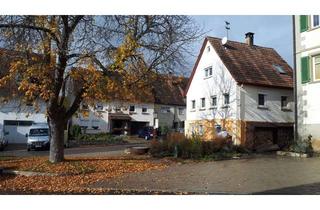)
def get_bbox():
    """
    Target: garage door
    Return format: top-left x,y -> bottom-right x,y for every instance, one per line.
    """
3,120 -> 33,144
